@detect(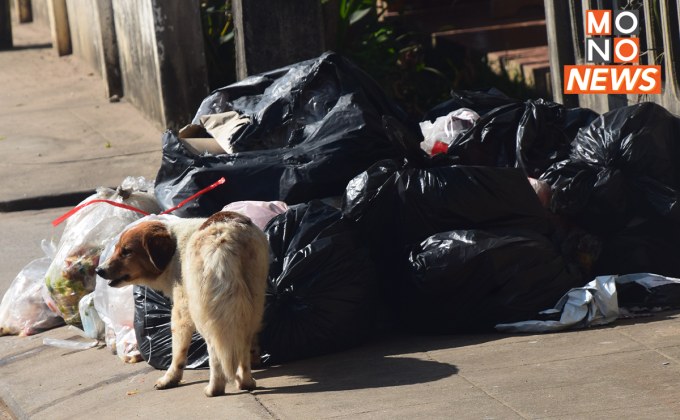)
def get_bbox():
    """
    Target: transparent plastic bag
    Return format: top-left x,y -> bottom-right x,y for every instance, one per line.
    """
0,255 -> 64,336
419,108 -> 479,155
45,177 -> 160,328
